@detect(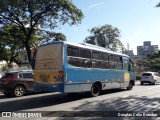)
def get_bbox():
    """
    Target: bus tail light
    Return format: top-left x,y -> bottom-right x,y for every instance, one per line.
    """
57,71 -> 64,79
